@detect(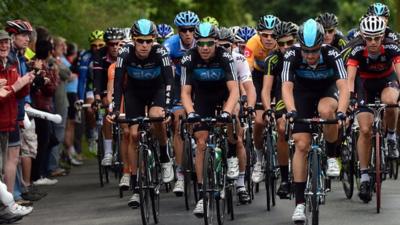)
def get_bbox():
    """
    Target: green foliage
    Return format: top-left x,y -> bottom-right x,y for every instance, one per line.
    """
0,0 -> 398,48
